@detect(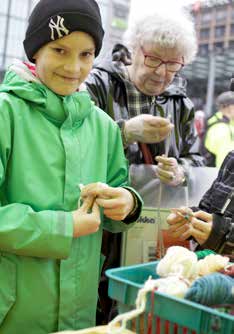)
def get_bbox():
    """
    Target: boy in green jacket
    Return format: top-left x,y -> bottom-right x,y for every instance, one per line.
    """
0,0 -> 142,333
